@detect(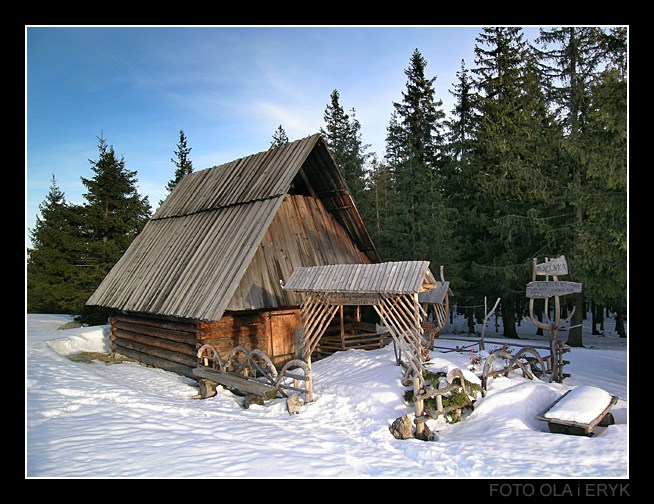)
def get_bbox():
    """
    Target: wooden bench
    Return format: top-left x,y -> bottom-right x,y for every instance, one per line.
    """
535,387 -> 618,436
192,366 -> 278,400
